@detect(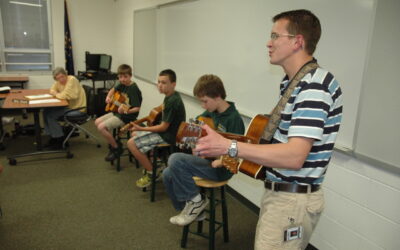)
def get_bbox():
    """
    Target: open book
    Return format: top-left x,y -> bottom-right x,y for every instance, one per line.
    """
29,99 -> 61,105
25,94 -> 53,100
